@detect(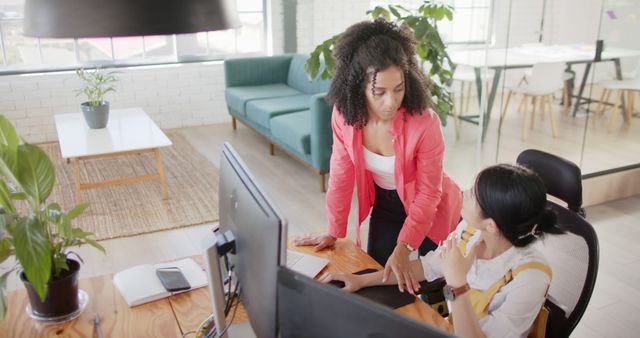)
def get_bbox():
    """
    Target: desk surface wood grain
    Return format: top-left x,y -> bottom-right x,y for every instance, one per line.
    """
0,274 -> 182,337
